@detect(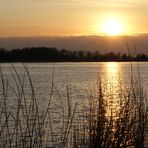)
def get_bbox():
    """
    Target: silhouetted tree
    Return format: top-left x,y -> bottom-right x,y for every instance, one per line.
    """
135,54 -> 147,61
0,47 -> 147,62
